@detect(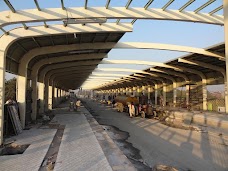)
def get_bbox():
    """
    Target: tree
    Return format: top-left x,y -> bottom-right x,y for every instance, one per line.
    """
5,78 -> 16,102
